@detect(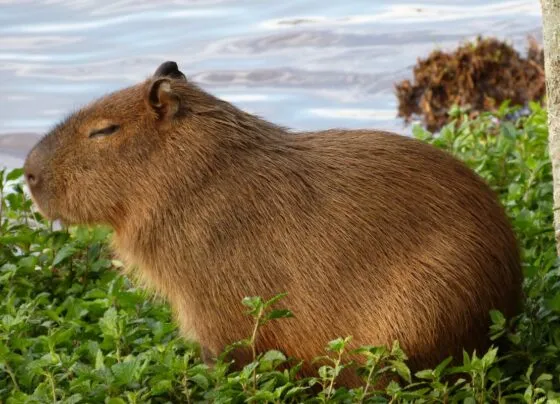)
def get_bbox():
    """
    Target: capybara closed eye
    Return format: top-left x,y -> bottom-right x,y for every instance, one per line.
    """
24,60 -> 523,387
